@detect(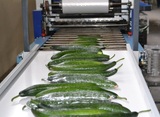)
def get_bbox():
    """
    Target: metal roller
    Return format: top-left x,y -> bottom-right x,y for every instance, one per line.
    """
62,0 -> 110,14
